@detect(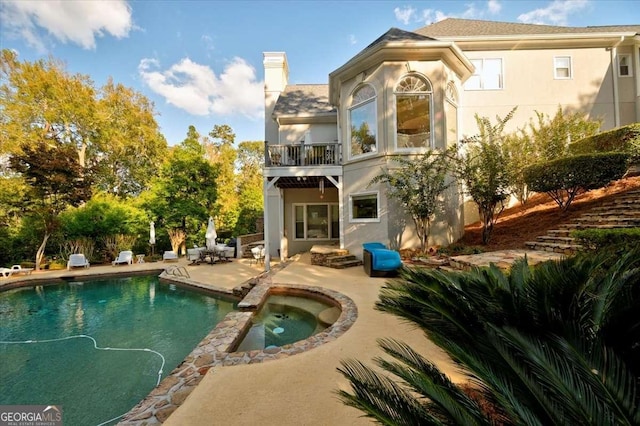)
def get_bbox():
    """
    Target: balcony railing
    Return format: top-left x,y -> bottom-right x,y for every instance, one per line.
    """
265,142 -> 342,167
